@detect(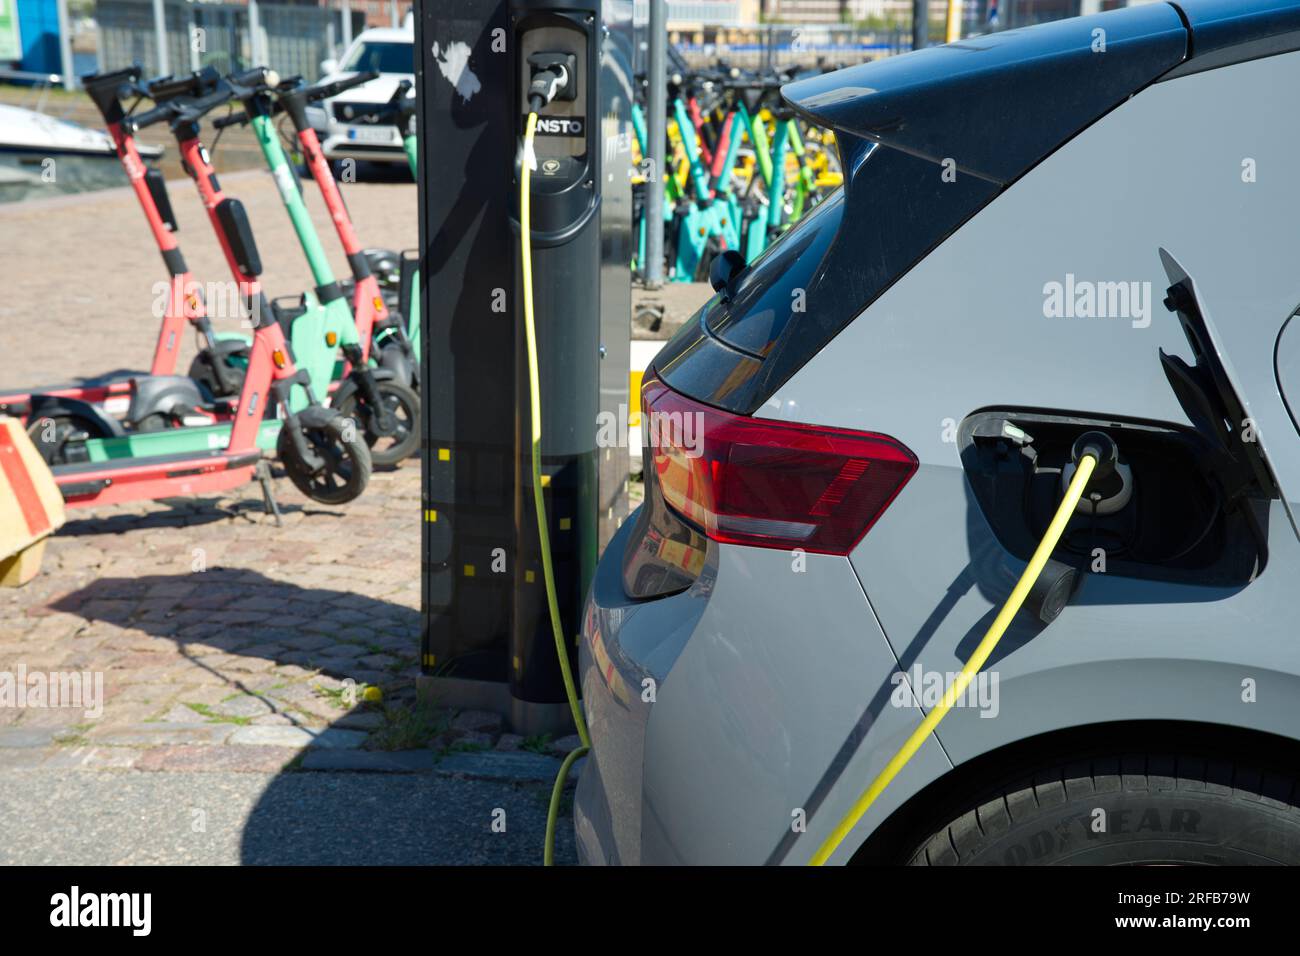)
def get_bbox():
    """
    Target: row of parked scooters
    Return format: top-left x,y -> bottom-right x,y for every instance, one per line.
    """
632,55 -> 844,283
0,64 -> 421,519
